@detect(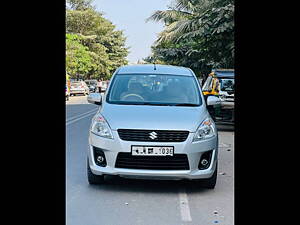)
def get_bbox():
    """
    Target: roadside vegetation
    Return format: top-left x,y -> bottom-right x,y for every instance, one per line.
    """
144,0 -> 234,78
66,0 -> 129,80
66,0 -> 234,80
